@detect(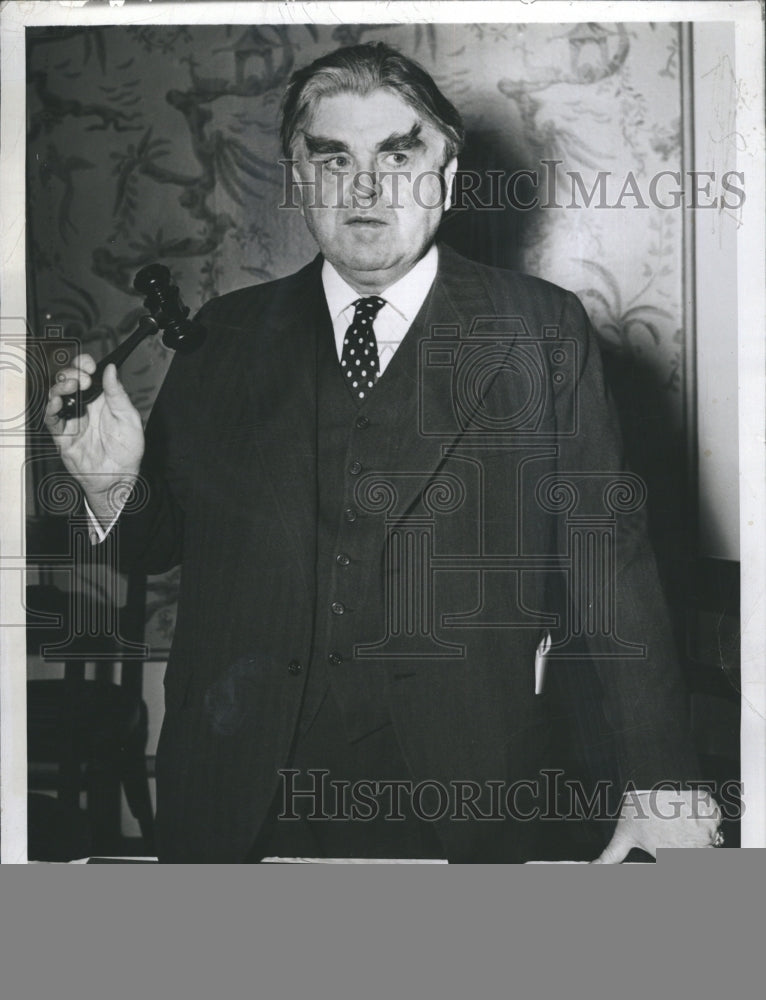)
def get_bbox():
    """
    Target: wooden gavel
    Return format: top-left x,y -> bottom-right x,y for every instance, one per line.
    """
58,263 -> 206,421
